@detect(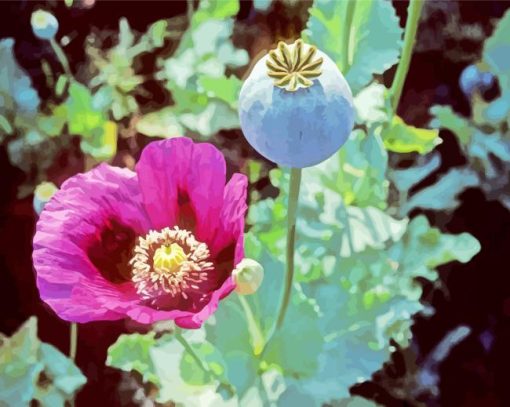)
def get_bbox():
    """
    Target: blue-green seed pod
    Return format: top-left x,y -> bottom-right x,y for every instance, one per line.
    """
239,40 -> 354,168
31,10 -> 59,41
